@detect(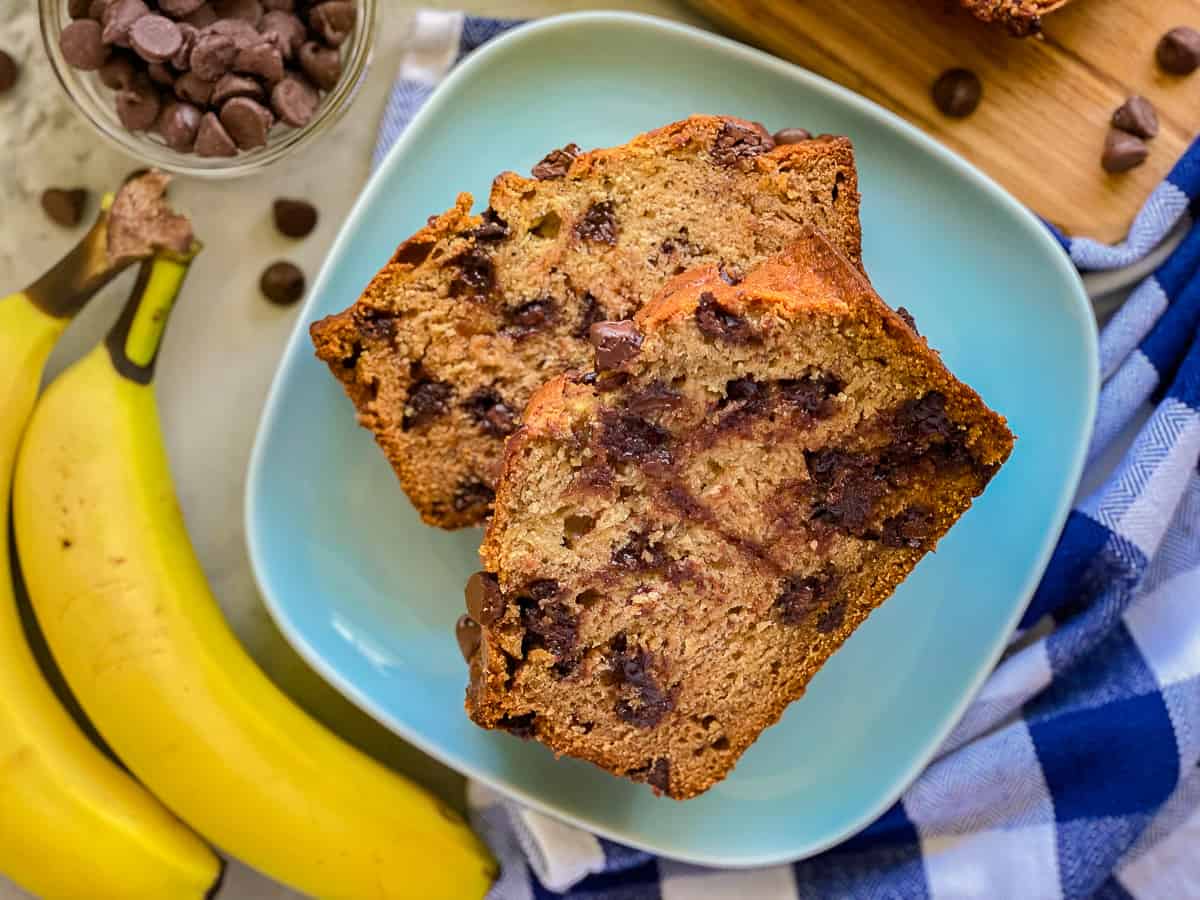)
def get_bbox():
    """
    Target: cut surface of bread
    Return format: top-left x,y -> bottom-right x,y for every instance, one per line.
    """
959,0 -> 1073,35
463,230 -> 1014,799
310,115 -> 862,528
